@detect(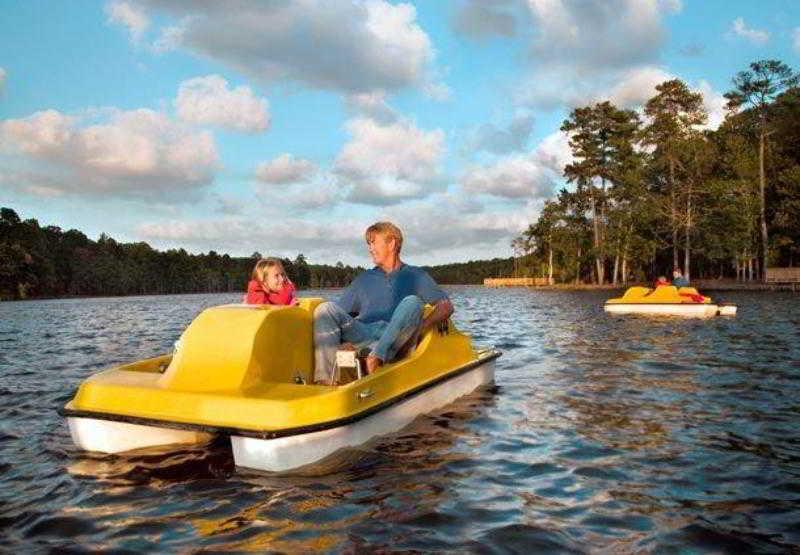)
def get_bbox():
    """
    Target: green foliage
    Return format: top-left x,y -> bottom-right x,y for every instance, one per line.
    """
0,210 -> 511,299
560,101 -> 642,283
517,64 -> 800,283
0,213 -> 368,300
